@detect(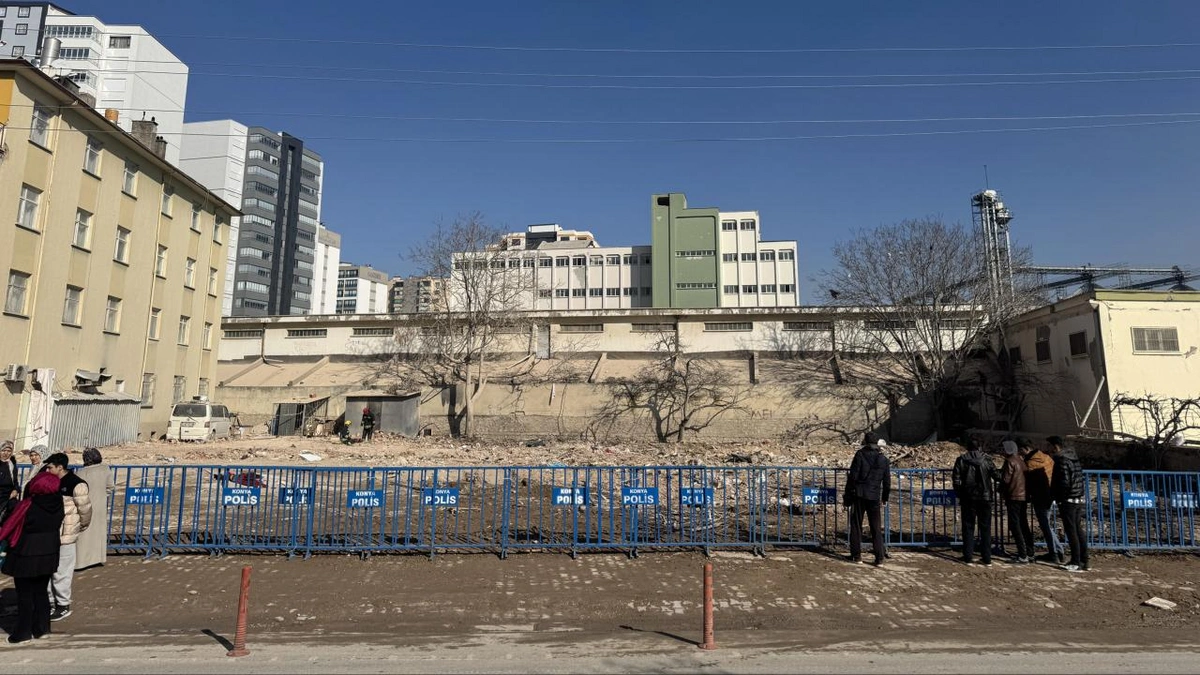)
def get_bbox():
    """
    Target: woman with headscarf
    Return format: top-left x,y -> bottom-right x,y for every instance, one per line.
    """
0,441 -> 19,523
21,445 -> 45,493
0,471 -> 63,643
74,448 -> 114,570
